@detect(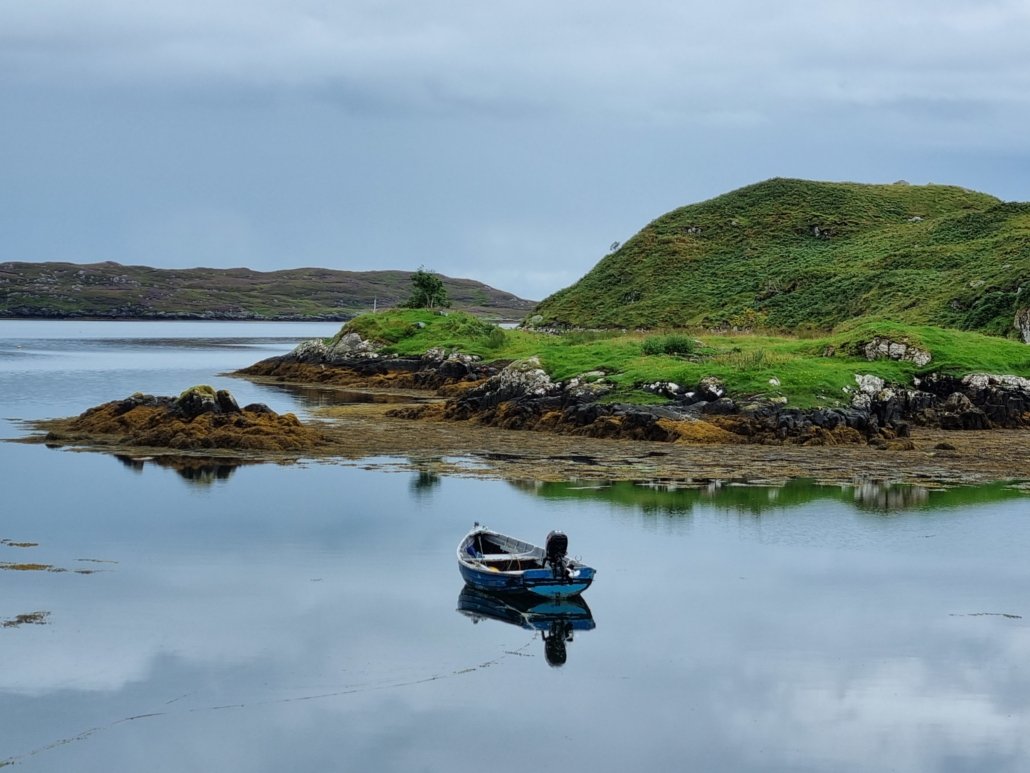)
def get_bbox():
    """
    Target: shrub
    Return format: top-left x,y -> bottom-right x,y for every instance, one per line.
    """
484,327 -> 507,349
641,334 -> 698,357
